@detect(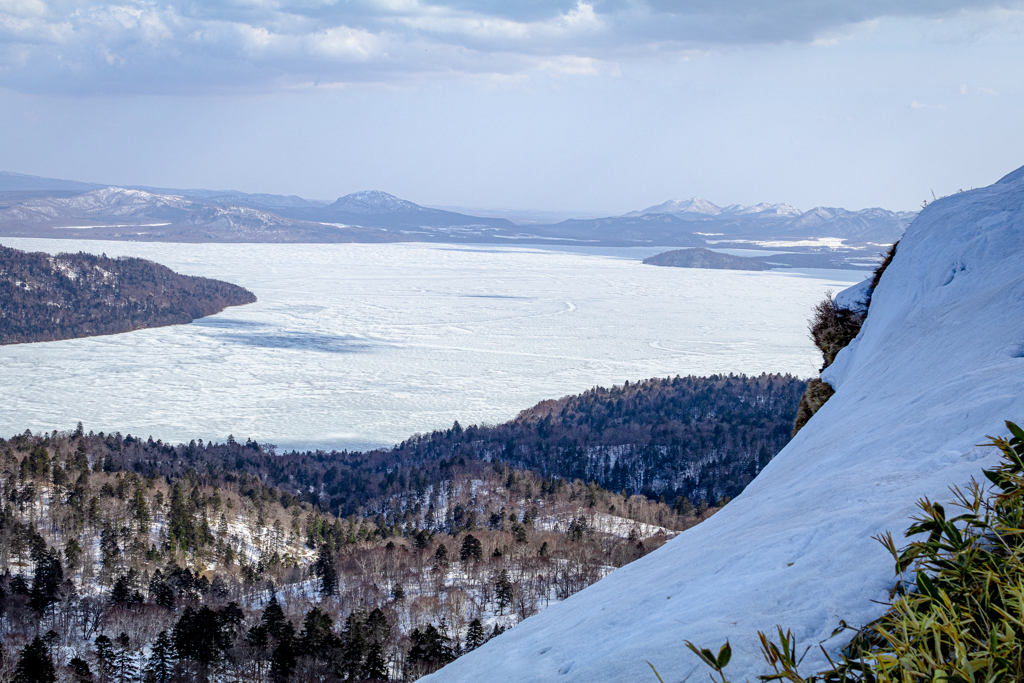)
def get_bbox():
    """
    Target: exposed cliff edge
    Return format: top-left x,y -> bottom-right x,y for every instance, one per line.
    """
0,244 -> 255,344
421,165 -> 1024,683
